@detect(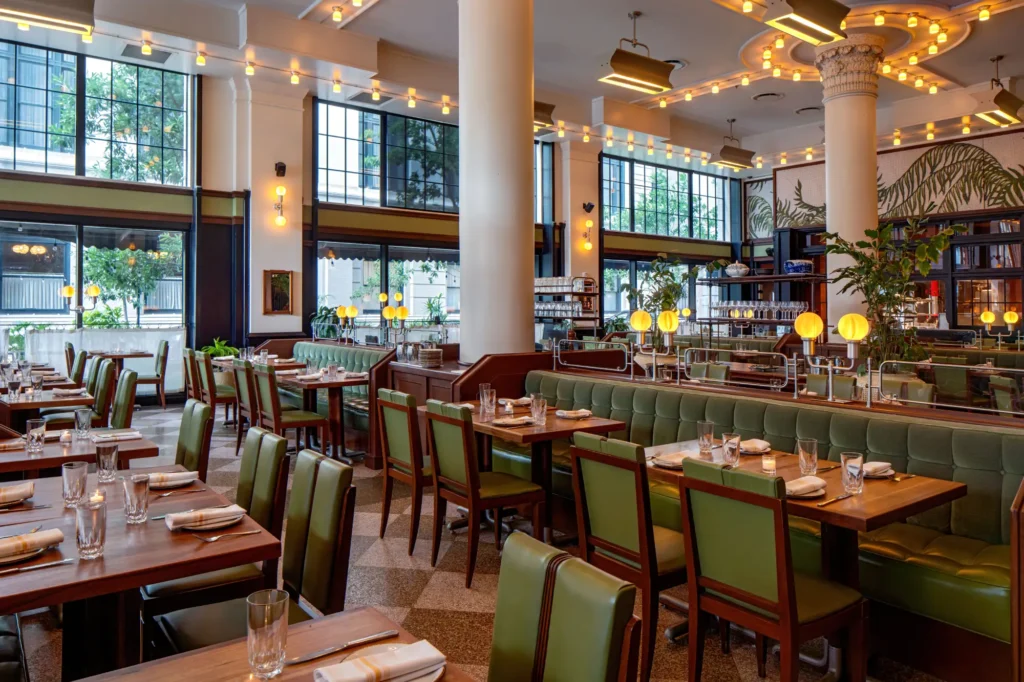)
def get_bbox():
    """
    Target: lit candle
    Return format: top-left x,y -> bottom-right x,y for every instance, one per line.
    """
90,490 -> 105,503
762,454 -> 777,474
60,430 -> 73,445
